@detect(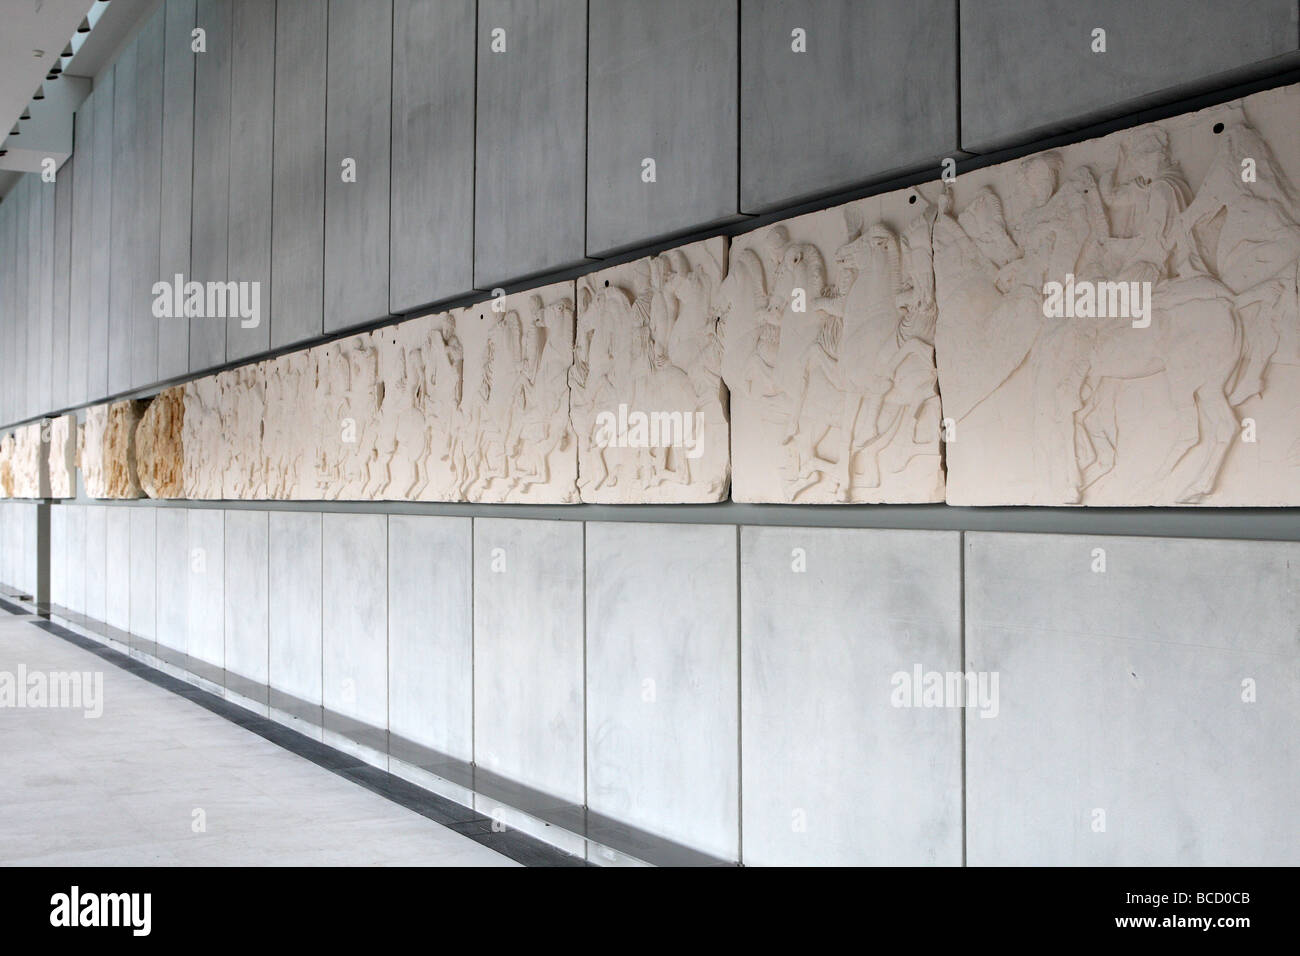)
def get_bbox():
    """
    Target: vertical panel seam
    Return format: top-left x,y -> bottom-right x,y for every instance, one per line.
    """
318,1 -> 329,339
387,0 -> 397,315
470,514 -> 476,770
582,0 -> 591,256
735,521 -> 742,865
385,513 -> 391,765
959,529 -> 967,867
223,1 -> 237,361
954,0 -> 963,157
318,511 -> 323,731
262,510 -> 269,701
735,0 -> 741,216
470,0 -> 479,295
181,0 -> 198,371
581,518 -> 588,818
